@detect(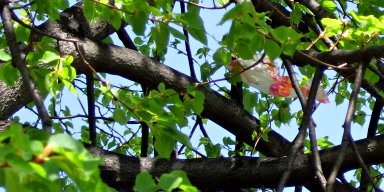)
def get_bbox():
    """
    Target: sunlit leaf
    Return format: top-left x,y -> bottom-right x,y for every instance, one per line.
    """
134,172 -> 159,192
